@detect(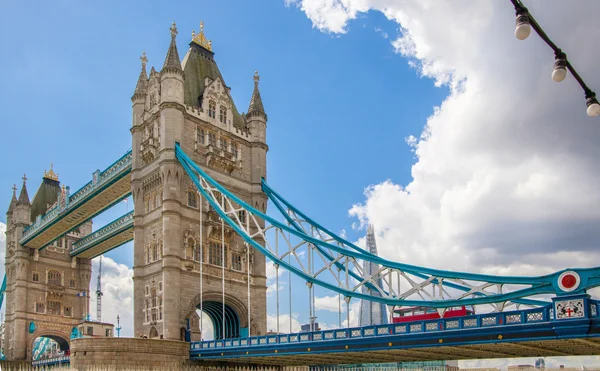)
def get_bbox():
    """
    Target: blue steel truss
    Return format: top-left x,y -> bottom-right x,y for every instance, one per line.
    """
175,144 -> 600,310
20,150 -> 133,247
